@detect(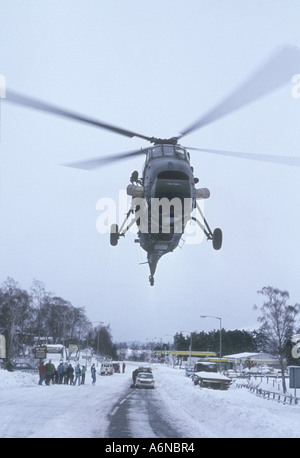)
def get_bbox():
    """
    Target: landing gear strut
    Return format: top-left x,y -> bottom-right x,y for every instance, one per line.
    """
192,201 -> 223,250
109,200 -> 137,247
